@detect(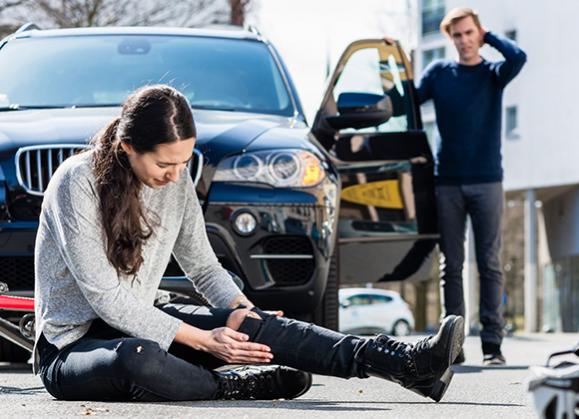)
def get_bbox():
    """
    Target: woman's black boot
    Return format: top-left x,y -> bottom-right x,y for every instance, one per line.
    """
356,315 -> 464,402
214,365 -> 312,400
